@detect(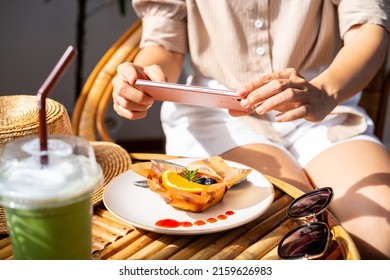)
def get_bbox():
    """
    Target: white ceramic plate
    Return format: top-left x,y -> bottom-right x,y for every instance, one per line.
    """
103,158 -> 274,235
